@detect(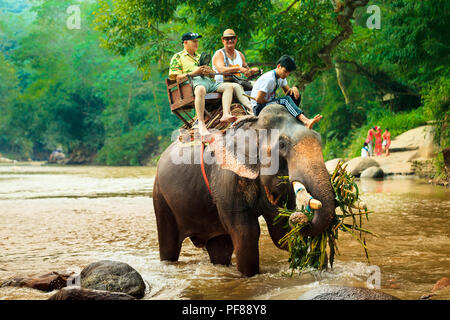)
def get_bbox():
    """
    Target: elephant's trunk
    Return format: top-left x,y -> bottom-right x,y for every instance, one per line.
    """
291,171 -> 335,238
292,181 -> 322,210
288,141 -> 336,238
